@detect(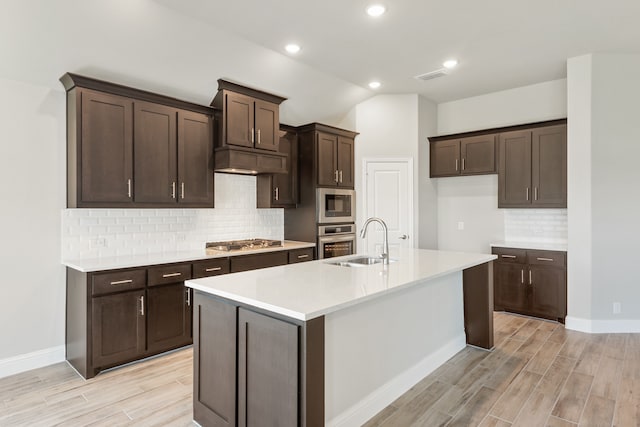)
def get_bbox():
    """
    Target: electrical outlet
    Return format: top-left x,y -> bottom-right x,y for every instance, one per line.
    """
613,302 -> 621,314
457,221 -> 465,231
90,237 -> 107,249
